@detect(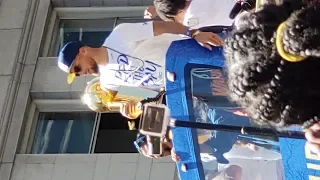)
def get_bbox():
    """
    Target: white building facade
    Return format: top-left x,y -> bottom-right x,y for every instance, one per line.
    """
0,0 -> 178,179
